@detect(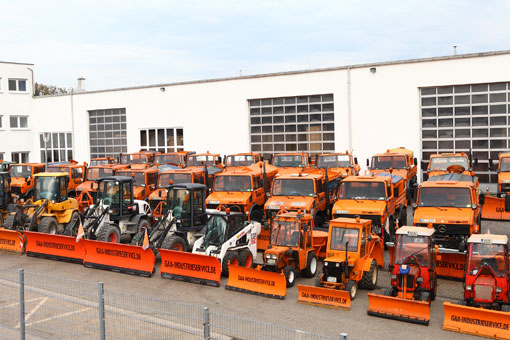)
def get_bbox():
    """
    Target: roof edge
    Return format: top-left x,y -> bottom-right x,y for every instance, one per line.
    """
0,60 -> 34,66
